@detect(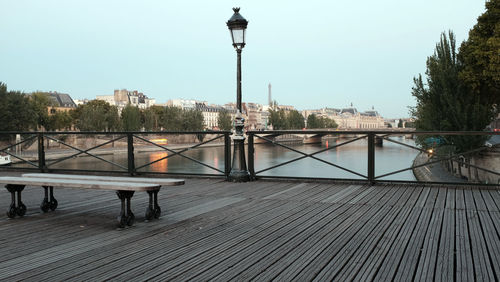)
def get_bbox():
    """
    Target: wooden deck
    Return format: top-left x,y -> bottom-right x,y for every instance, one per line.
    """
0,173 -> 499,281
